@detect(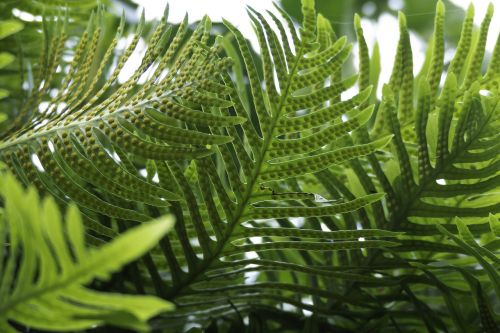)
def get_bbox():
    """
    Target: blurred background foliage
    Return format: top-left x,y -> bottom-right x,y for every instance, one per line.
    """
0,0 -> 474,110
0,0 -> 488,147
280,0 -> 466,42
